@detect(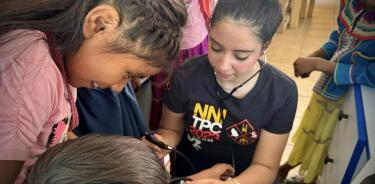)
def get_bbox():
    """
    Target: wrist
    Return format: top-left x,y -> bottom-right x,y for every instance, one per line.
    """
315,59 -> 336,74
